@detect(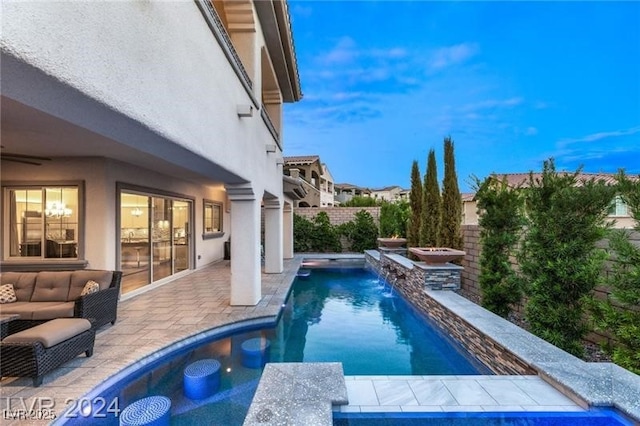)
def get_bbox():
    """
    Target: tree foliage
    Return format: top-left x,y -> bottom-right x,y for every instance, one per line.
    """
407,160 -> 423,248
474,175 -> 524,318
379,200 -> 409,238
340,210 -> 379,252
518,159 -> 616,356
341,196 -> 379,207
293,212 -> 342,253
420,149 -> 441,247
439,137 -> 462,250
590,171 -> 640,373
